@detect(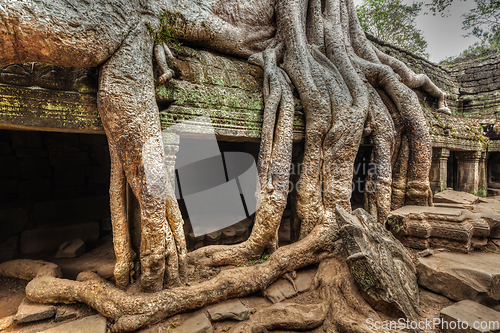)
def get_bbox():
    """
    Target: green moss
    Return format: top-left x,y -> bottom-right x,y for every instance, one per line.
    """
474,189 -> 487,197
23,273 -> 34,281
